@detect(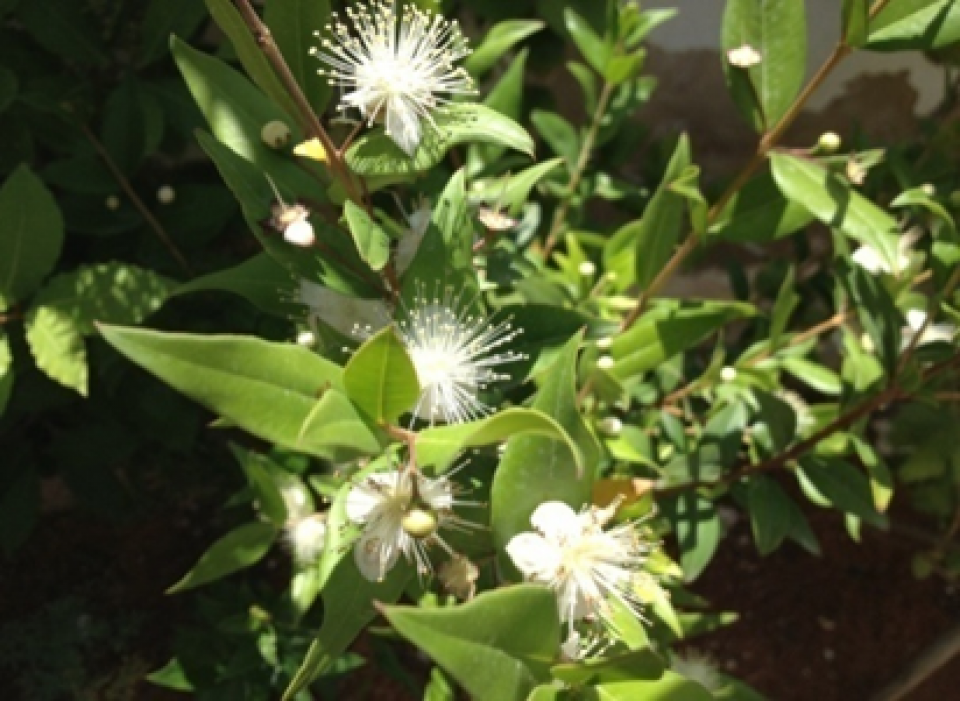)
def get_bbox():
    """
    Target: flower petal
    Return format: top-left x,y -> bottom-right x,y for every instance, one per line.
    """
530,501 -> 581,543
506,532 -> 561,581
386,98 -> 422,156
354,529 -> 402,582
